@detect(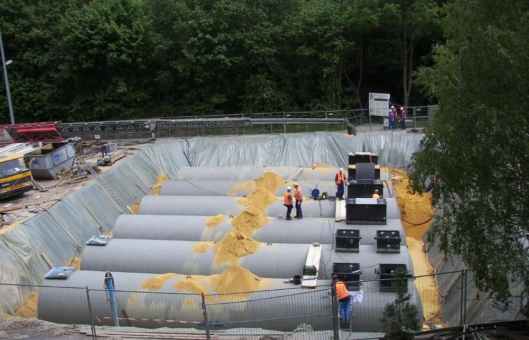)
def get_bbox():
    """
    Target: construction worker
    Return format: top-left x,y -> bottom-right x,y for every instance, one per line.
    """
333,275 -> 352,322
283,186 -> 293,220
400,107 -> 407,130
335,168 -> 346,200
293,182 -> 303,219
372,189 -> 380,199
